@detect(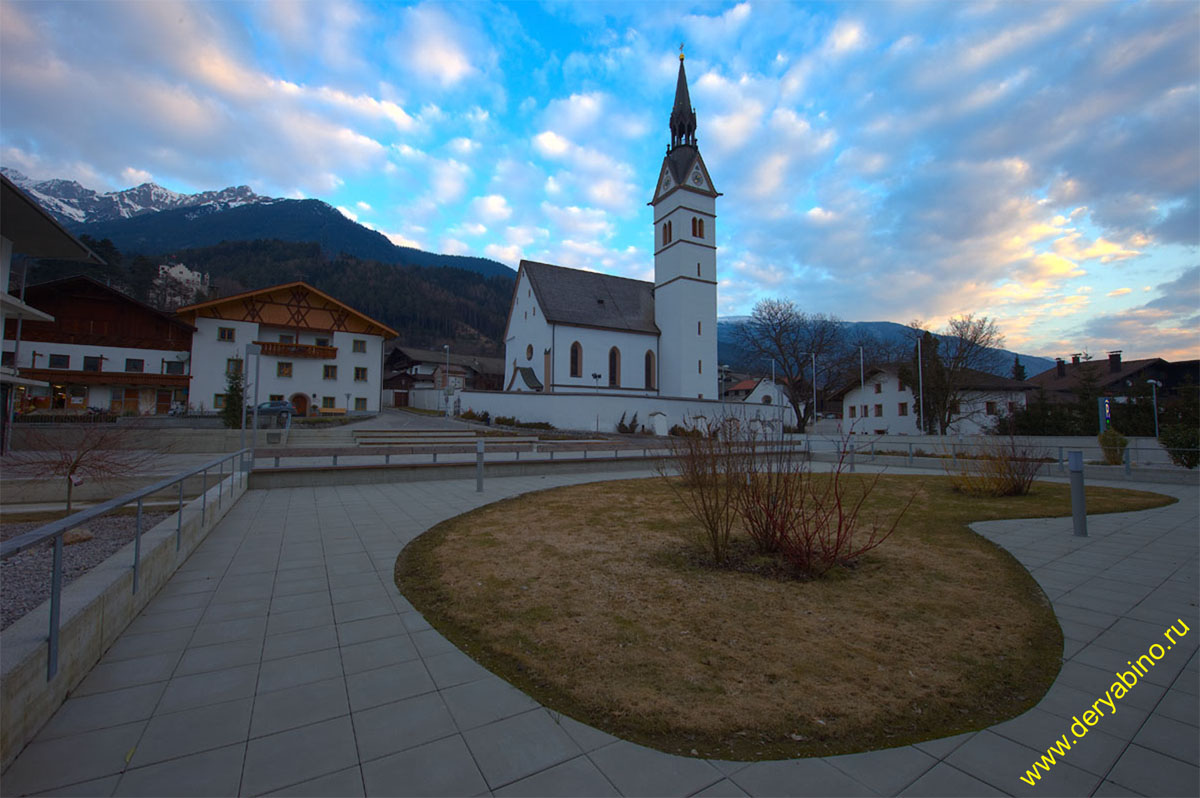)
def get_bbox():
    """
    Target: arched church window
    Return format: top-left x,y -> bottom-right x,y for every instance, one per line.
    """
525,344 -> 533,361
608,347 -> 621,387
570,342 -> 582,377
698,218 -> 705,238
644,350 -> 655,390
663,221 -> 672,245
